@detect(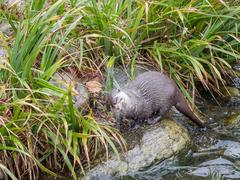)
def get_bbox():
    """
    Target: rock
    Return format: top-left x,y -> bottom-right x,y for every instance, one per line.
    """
220,141 -> 240,159
0,48 -> 7,58
0,22 -> 12,58
224,114 -> 240,127
233,77 -> 240,89
4,0 -> 25,7
189,157 -> 240,179
83,119 -> 191,179
0,22 -> 13,37
204,140 -> 240,159
86,173 -> 113,180
50,72 -> 89,109
0,23 -> 10,58
226,97 -> 240,108
233,63 -> 240,72
222,86 -> 240,97
232,63 -> 240,88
